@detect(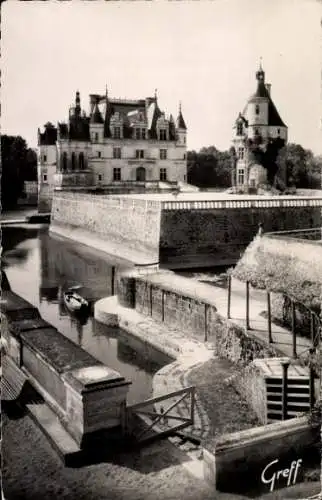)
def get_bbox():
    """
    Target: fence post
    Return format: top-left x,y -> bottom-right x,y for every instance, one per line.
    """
227,275 -> 231,319
310,311 -> 315,348
291,301 -> 297,358
162,289 -> 165,322
281,359 -> 290,420
150,285 -> 153,317
267,291 -> 273,343
246,281 -> 250,330
204,303 -> 208,342
309,349 -> 316,411
111,266 -> 115,296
